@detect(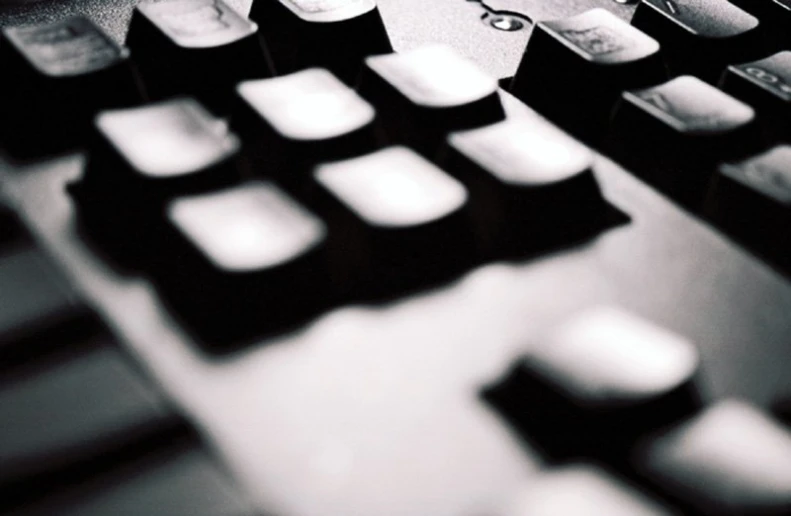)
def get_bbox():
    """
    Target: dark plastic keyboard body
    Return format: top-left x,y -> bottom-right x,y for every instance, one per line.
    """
2,1 -> 791,514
